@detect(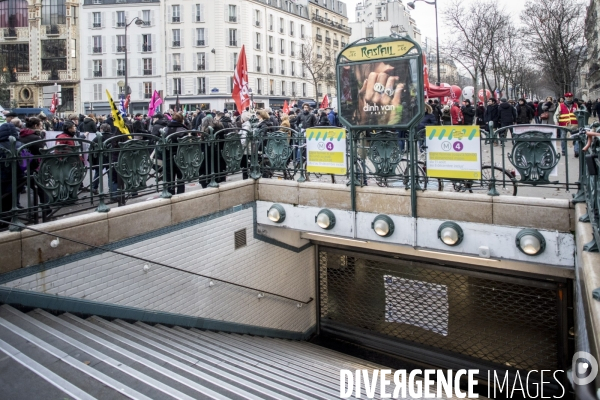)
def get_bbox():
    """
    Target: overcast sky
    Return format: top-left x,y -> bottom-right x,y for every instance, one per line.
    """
343,0 -> 527,44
